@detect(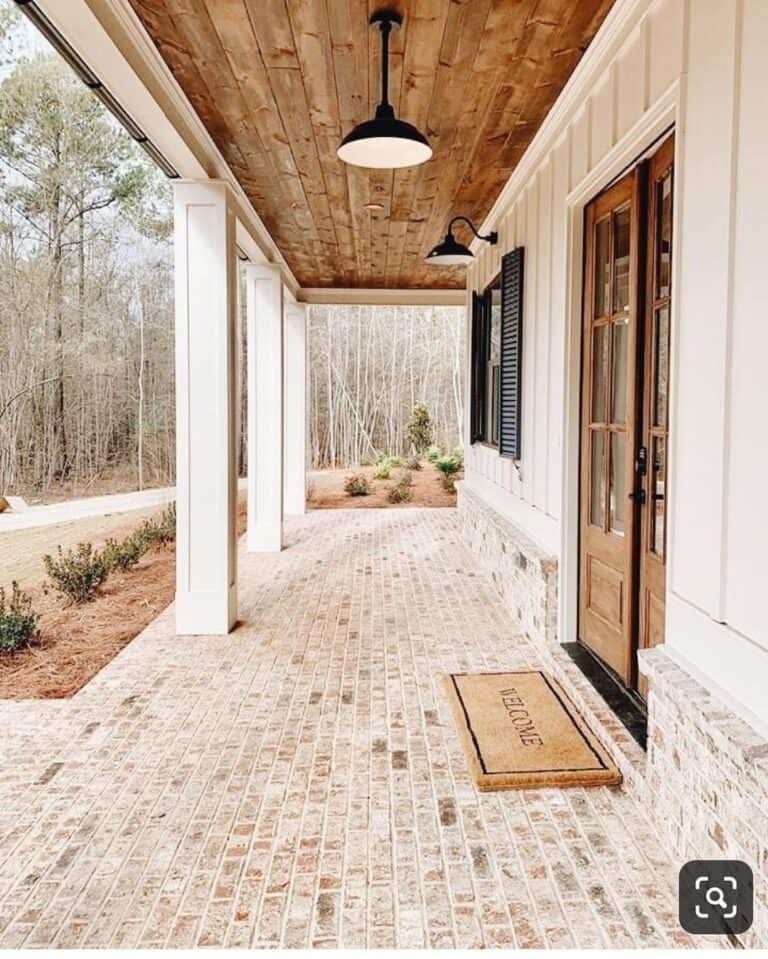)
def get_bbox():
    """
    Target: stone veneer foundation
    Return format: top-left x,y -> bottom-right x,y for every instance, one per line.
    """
456,484 -> 558,647
640,648 -> 768,948
459,481 -> 766,946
